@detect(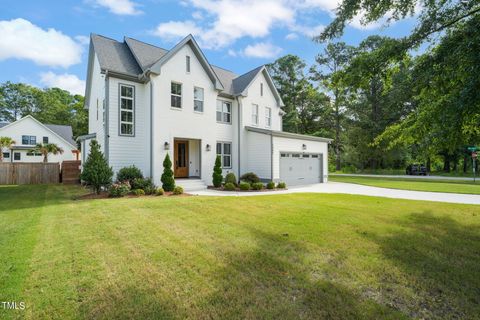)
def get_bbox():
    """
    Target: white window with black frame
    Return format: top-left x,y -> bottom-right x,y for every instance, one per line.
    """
216,142 -> 232,168
119,85 -> 134,136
